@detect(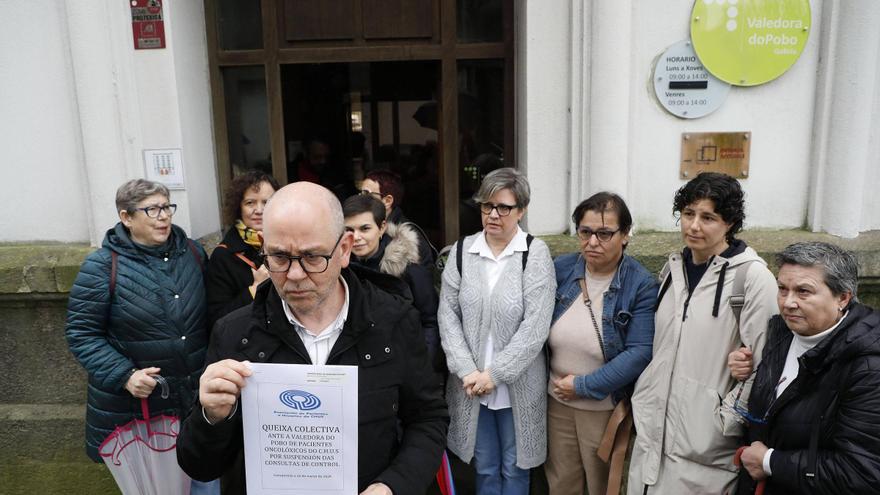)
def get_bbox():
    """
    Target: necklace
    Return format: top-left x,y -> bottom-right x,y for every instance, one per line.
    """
578,275 -> 607,362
